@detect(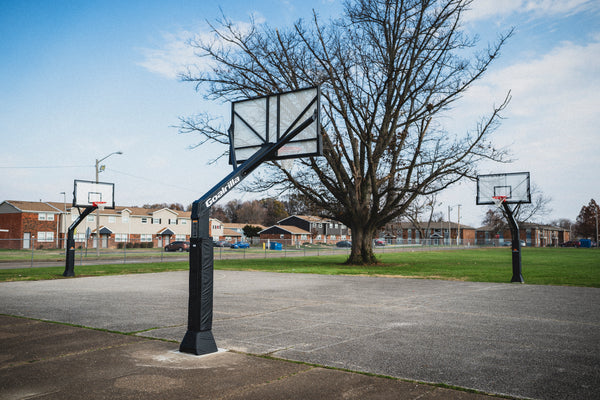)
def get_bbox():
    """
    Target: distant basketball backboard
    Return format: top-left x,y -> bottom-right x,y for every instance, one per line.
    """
73,180 -> 115,209
476,172 -> 531,205
230,86 -> 321,165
